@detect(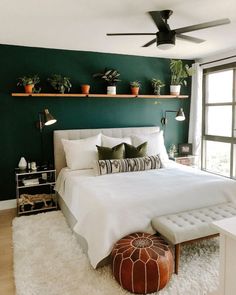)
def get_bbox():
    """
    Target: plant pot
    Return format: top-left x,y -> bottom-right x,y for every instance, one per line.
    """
131,87 -> 139,95
170,85 -> 181,96
154,87 -> 161,95
81,84 -> 90,95
169,151 -> 174,158
24,84 -> 34,93
107,86 -> 116,95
